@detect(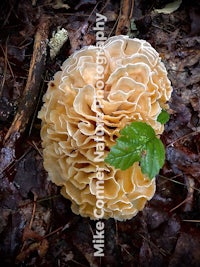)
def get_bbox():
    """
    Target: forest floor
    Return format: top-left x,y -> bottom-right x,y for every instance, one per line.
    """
0,0 -> 200,266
